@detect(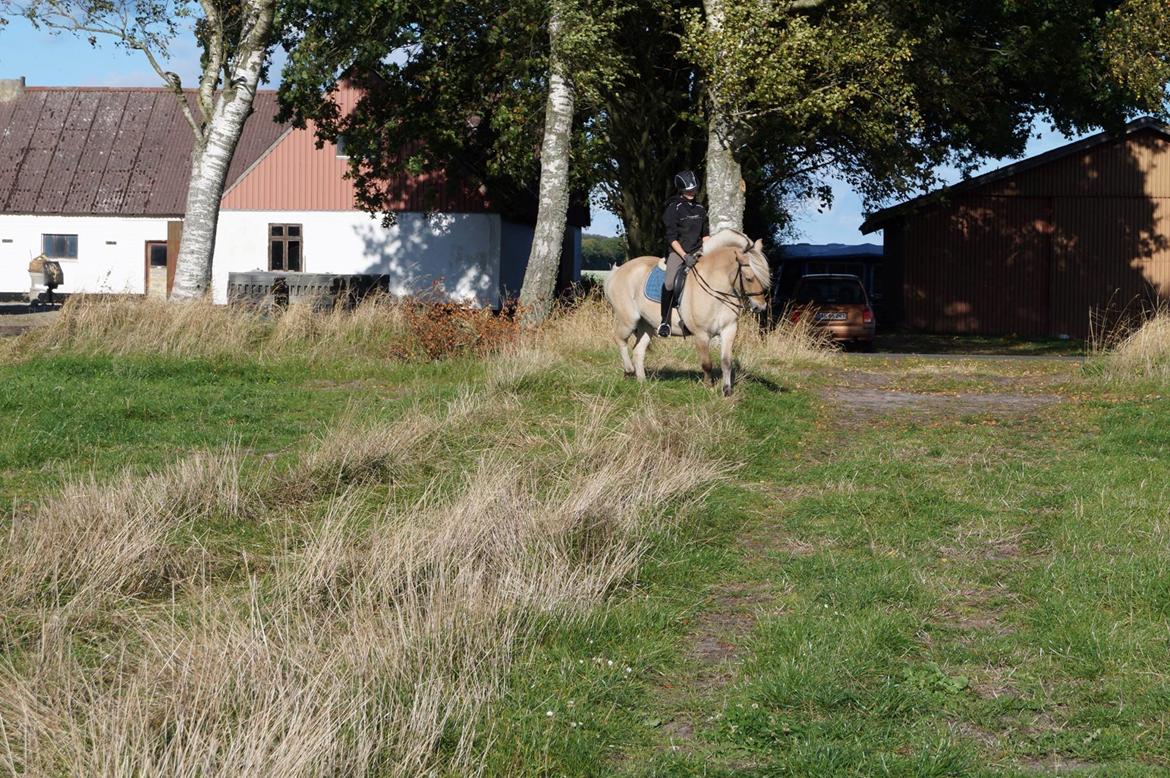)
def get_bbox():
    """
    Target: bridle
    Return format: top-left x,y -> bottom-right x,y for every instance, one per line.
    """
689,248 -> 764,313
